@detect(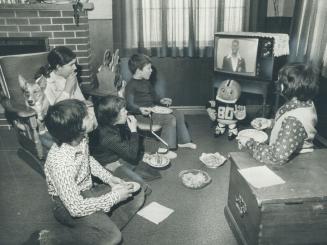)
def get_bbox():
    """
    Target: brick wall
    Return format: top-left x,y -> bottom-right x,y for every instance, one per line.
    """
0,4 -> 93,84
